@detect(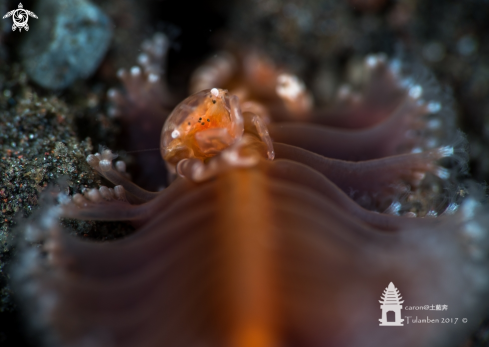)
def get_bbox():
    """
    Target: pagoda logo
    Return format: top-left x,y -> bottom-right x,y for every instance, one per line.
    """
379,282 -> 404,326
